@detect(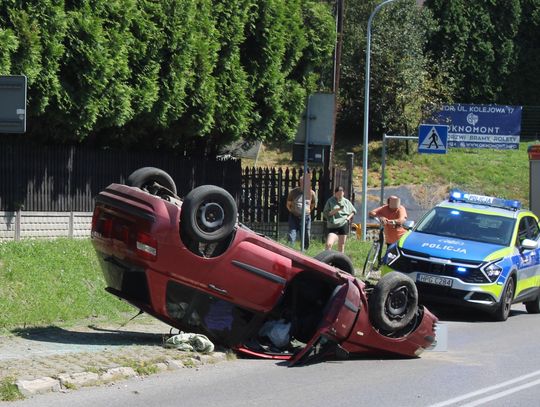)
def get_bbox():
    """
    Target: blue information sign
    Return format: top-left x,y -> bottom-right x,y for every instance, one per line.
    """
433,104 -> 522,150
418,124 -> 448,154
